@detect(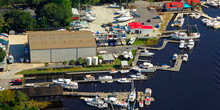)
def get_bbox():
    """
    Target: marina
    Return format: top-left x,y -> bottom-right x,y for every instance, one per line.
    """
0,0 -> 220,110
